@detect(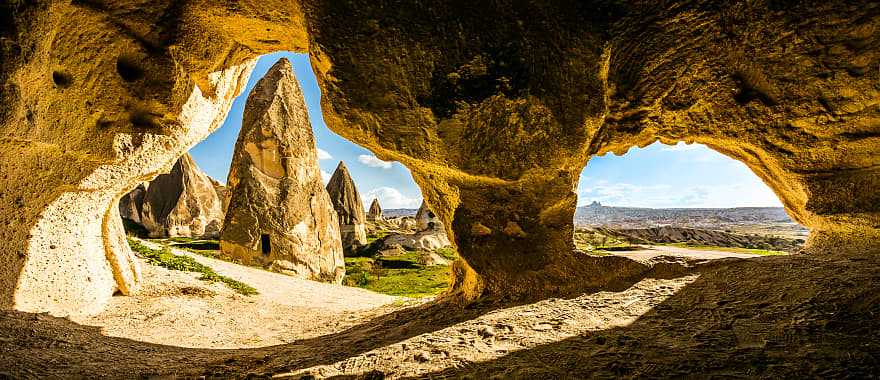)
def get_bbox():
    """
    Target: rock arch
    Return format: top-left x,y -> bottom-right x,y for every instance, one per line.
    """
1,0 -> 877,314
